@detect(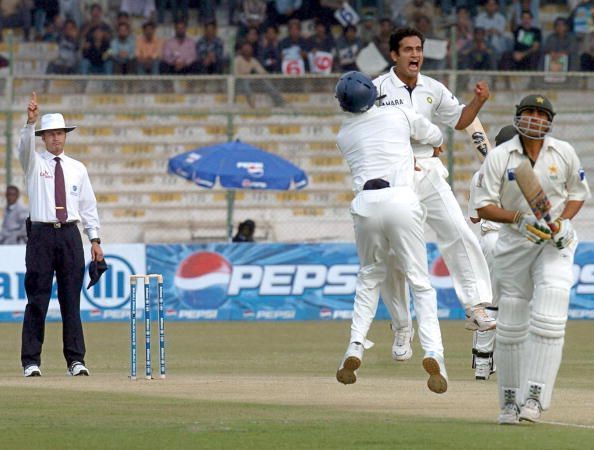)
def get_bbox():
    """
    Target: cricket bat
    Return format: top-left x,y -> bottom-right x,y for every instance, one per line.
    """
514,160 -> 559,233
465,117 -> 492,161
